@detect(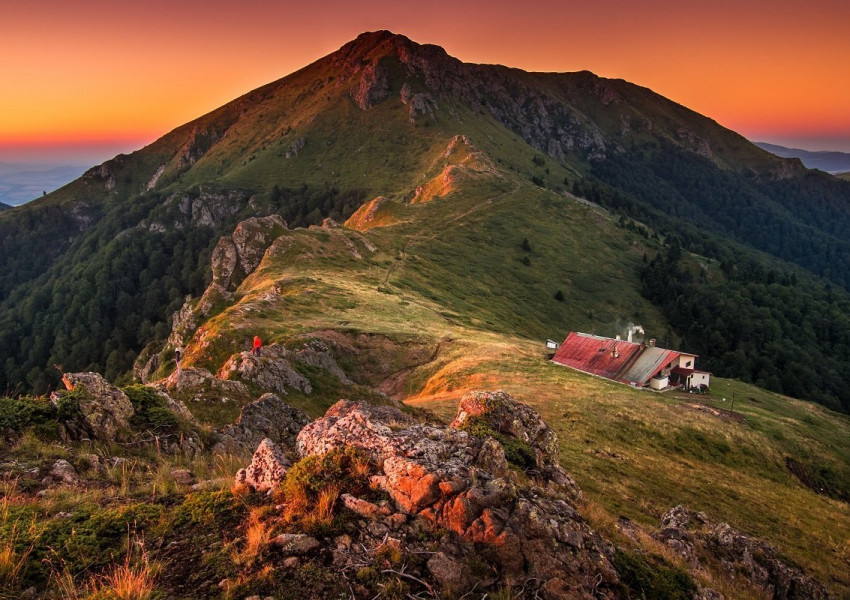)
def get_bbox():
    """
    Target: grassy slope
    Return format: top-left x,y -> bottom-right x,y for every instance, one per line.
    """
176,131 -> 850,593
